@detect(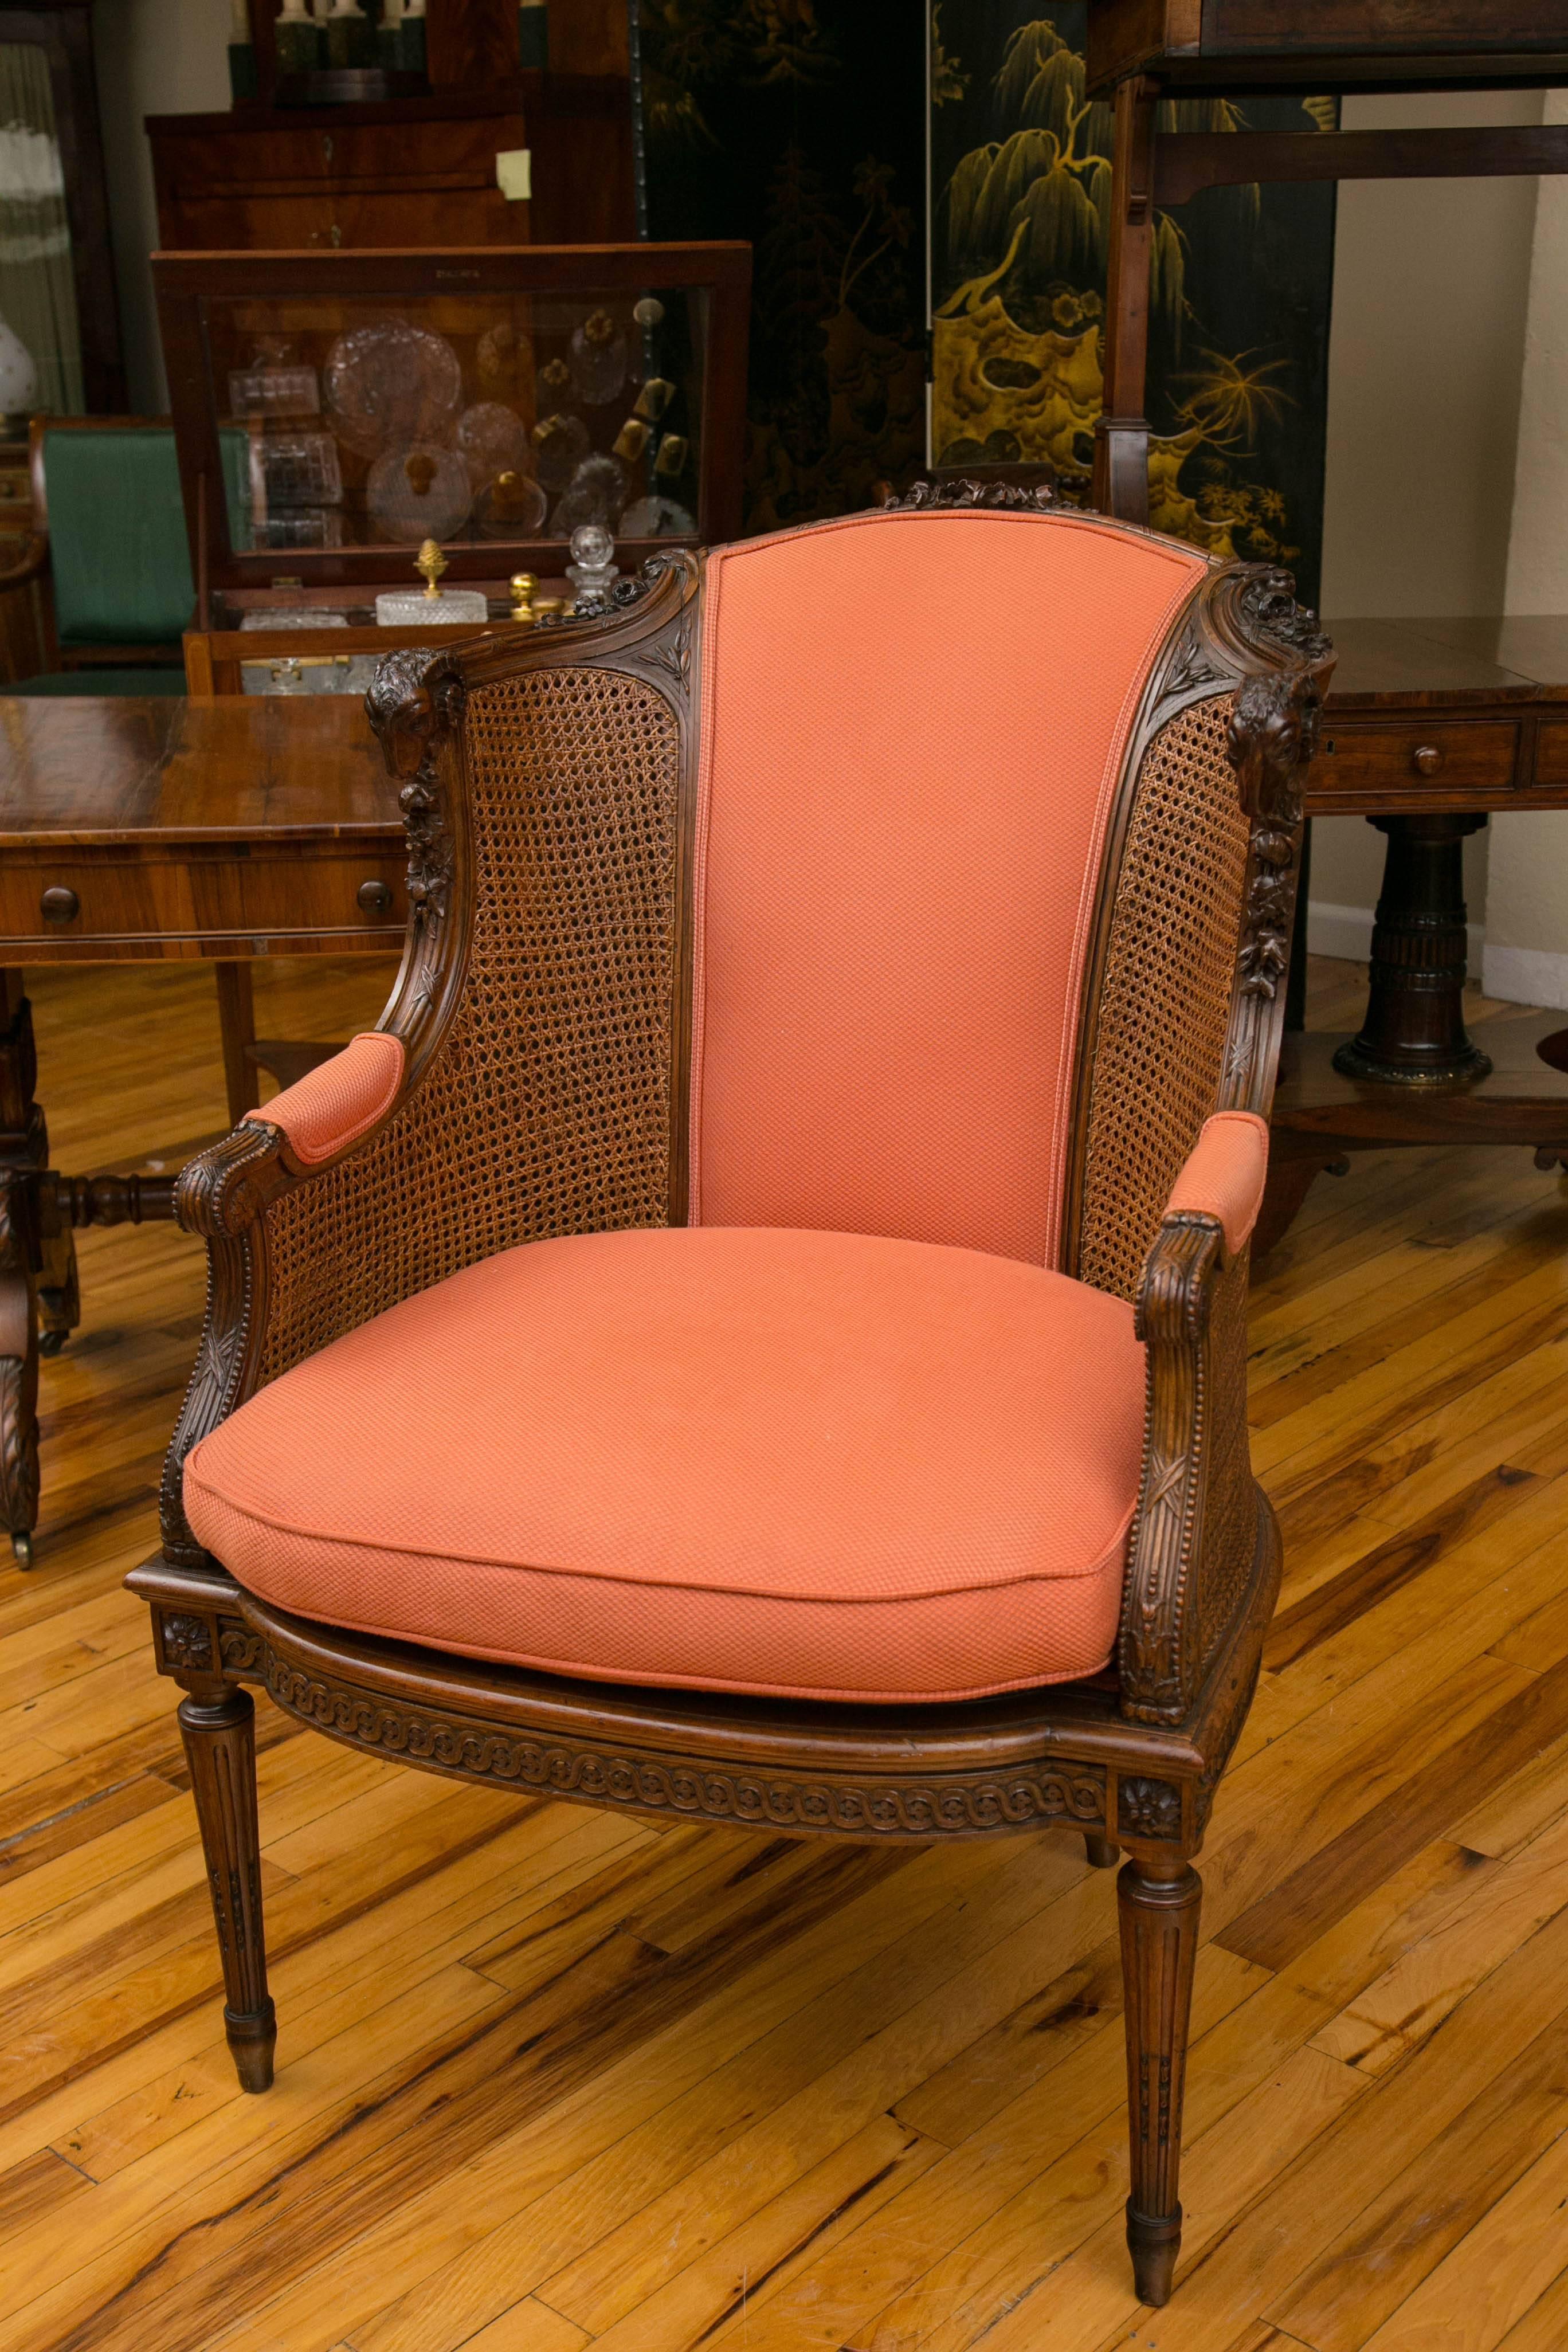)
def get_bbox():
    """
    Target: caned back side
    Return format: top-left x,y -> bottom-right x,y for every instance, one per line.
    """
1071,692 -> 1256,1301
688,508 -> 1207,1268
258,661 -> 683,1384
